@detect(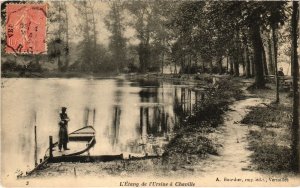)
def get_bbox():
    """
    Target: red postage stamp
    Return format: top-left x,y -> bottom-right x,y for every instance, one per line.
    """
6,3 -> 47,54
